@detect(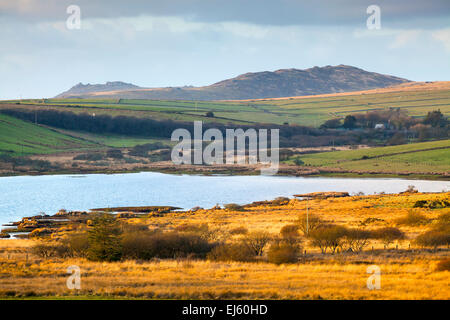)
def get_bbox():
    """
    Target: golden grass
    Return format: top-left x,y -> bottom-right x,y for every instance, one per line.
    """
0,192 -> 449,299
